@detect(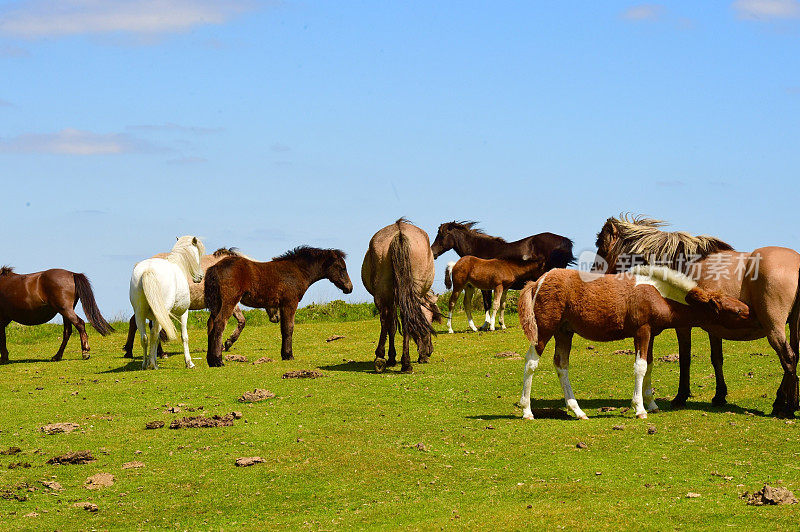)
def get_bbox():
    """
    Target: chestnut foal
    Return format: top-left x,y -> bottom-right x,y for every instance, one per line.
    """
444,256 -> 545,332
517,266 -> 754,420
